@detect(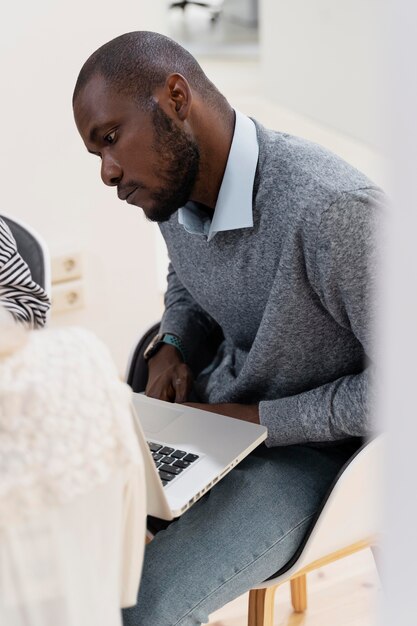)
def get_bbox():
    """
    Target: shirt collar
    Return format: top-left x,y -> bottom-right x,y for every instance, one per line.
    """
178,110 -> 259,241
